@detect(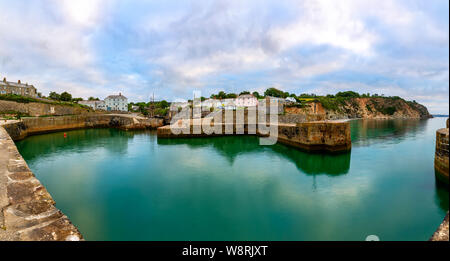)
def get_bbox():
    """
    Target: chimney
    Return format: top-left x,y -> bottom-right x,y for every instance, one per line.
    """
18,80 -> 21,84
2,77 -> 5,82
119,92 -> 122,96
